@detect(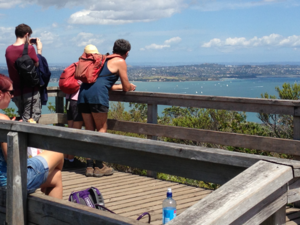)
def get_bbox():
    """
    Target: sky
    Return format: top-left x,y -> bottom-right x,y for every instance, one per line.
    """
0,0 -> 300,66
